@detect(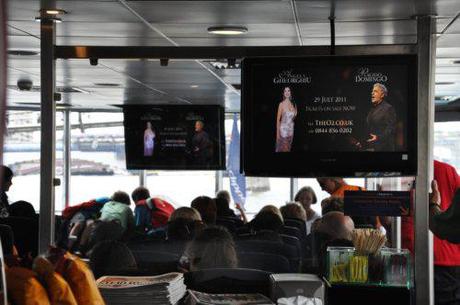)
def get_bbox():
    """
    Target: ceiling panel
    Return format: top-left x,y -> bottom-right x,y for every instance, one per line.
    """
437,34 -> 460,47
296,0 -> 416,22
126,1 -> 294,24
7,35 -> 40,50
302,35 -> 416,46
300,20 -> 417,38
4,0 -> 460,111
